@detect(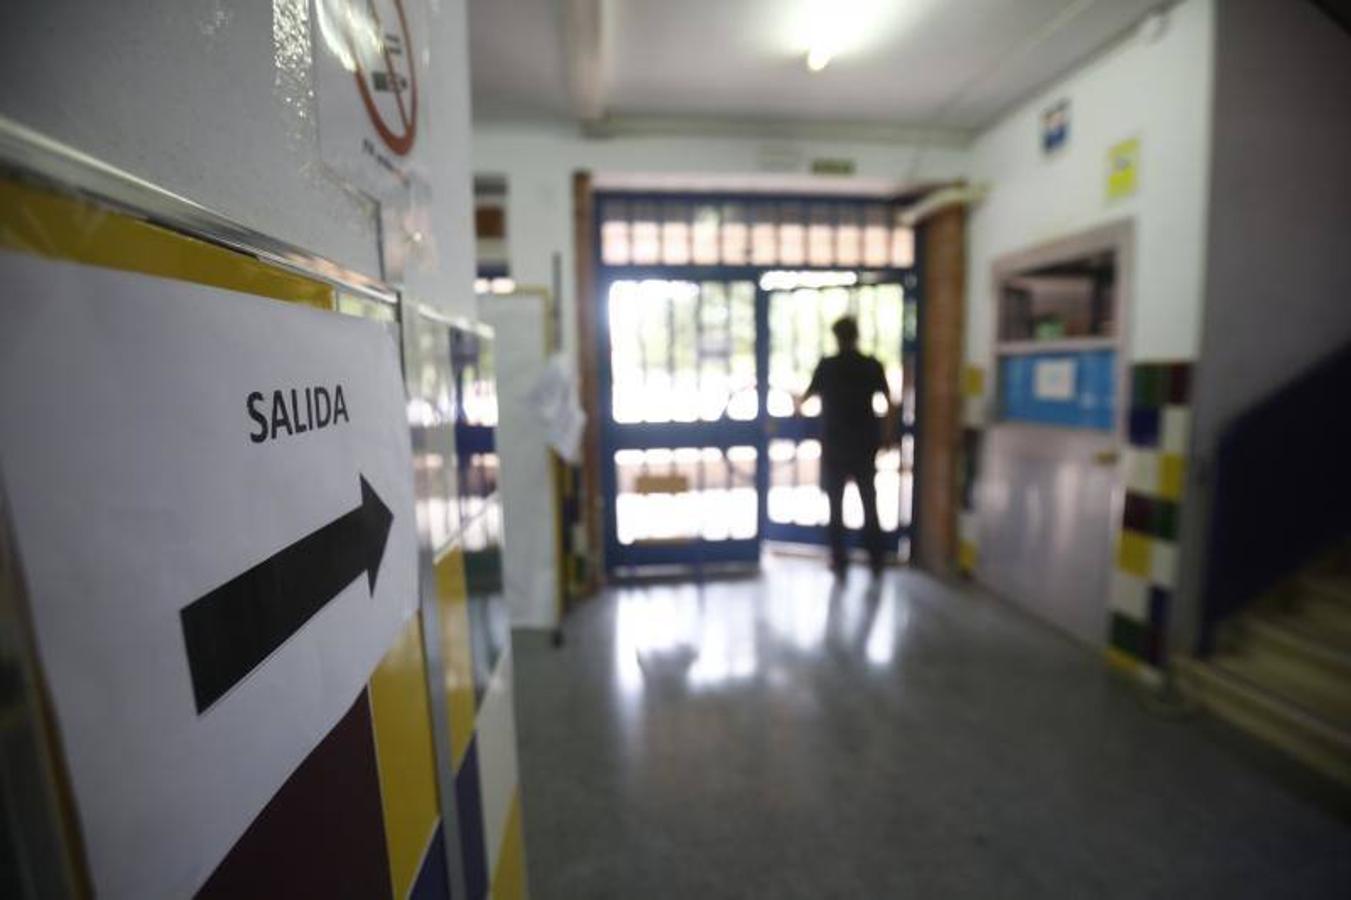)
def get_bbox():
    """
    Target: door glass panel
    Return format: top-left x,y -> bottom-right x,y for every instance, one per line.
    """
615,446 -> 758,544
768,438 -> 827,526
610,279 -> 756,425
767,281 -> 907,418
